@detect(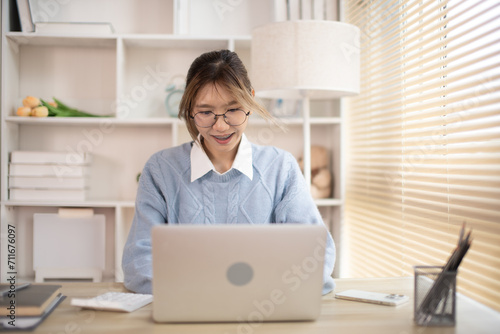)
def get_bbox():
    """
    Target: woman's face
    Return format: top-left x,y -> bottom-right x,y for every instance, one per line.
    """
192,83 -> 250,163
